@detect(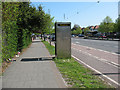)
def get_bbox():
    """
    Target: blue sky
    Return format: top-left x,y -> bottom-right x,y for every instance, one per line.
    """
30,1 -> 118,28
